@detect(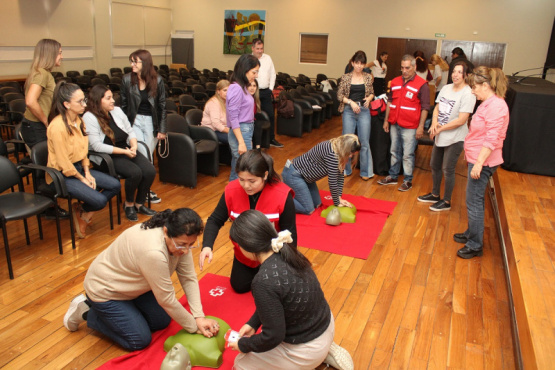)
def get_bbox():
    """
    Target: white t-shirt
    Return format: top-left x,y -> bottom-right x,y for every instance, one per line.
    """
433,65 -> 449,92
435,84 -> 476,147
370,60 -> 387,78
